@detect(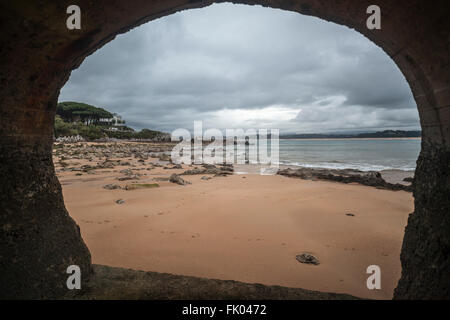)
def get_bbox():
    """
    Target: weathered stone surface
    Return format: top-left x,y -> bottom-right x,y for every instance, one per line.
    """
124,183 -> 160,190
181,165 -> 234,176
0,0 -> 449,299
103,184 -> 121,190
277,167 -> 413,192
169,174 -> 191,185
0,141 -> 92,299
65,264 -> 357,300
296,254 -> 320,266
117,174 -> 140,181
394,142 -> 450,299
